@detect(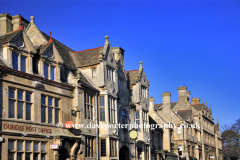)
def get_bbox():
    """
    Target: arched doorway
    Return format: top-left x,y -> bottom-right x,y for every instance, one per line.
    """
59,148 -> 69,160
119,146 -> 129,160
